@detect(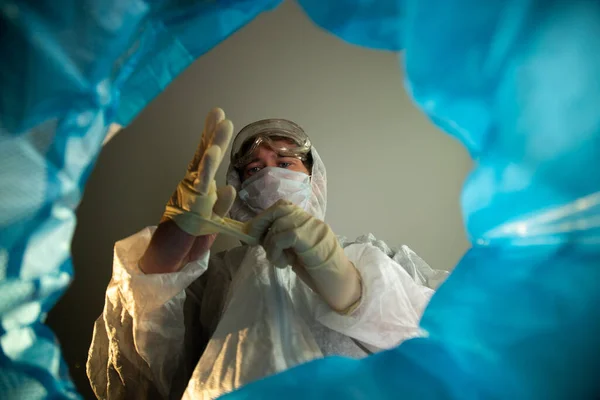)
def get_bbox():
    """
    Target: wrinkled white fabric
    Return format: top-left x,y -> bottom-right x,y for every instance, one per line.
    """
87,229 -> 437,399
87,146 -> 443,399
238,167 -> 312,214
